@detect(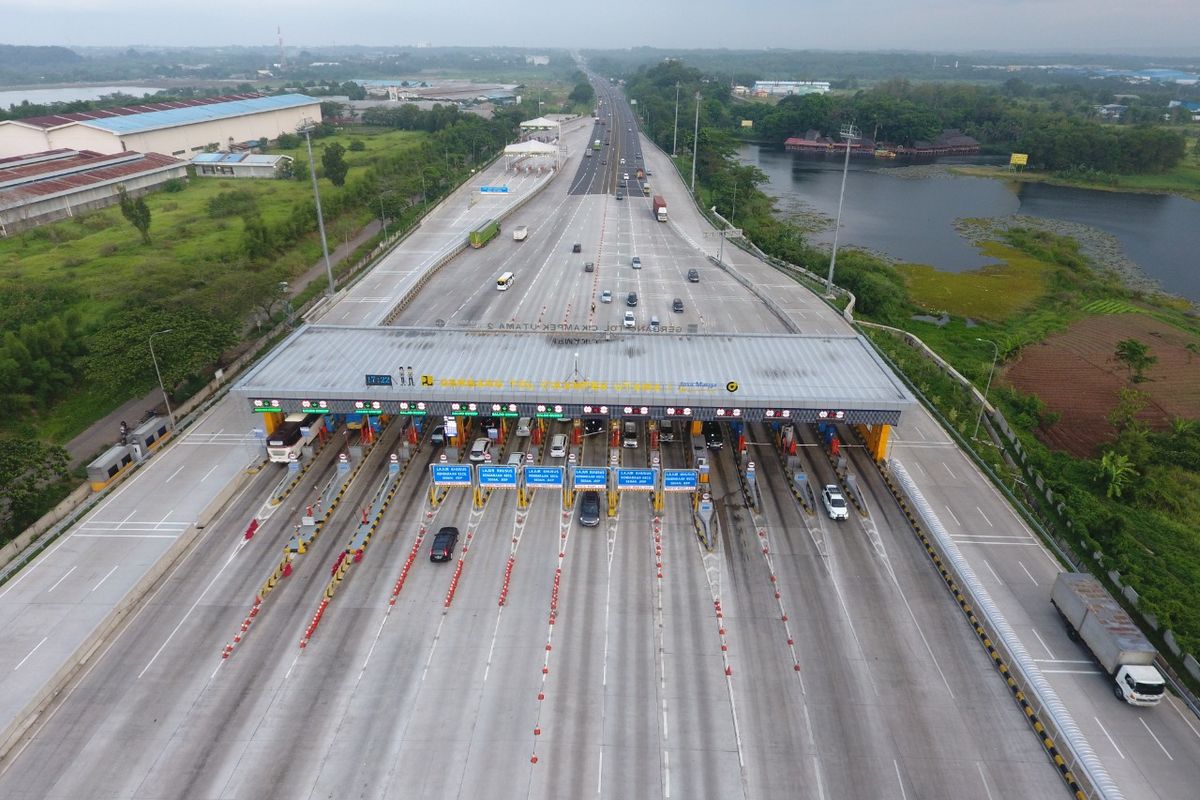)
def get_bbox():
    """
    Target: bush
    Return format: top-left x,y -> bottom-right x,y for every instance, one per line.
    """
348,139 -> 366,152
206,189 -> 258,219
162,178 -> 186,193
